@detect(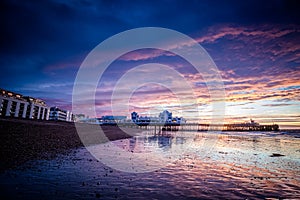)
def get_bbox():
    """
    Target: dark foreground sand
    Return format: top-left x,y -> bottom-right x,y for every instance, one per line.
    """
0,118 -> 141,171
